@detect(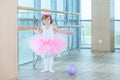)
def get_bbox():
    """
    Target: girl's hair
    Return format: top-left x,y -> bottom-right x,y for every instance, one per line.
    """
42,14 -> 53,25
